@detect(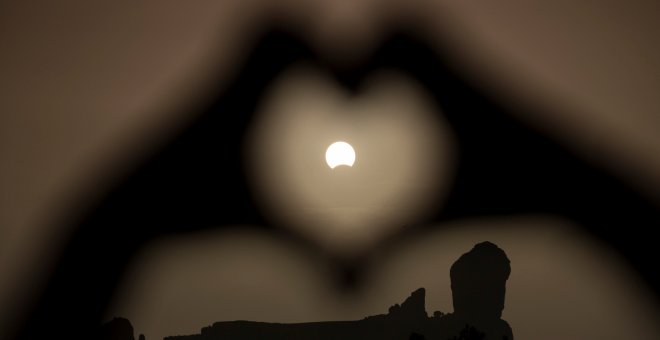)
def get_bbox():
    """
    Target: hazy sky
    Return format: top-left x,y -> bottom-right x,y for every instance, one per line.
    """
2,1 -> 660,338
